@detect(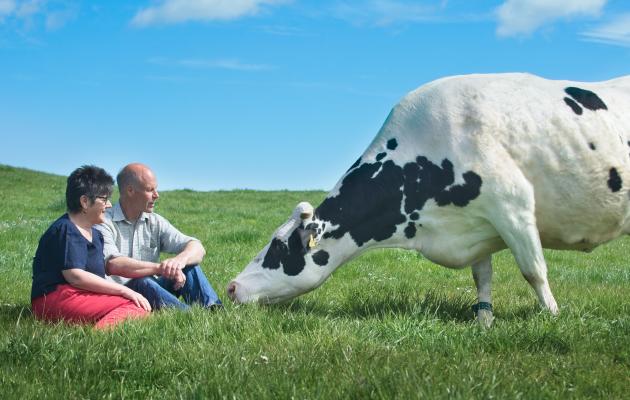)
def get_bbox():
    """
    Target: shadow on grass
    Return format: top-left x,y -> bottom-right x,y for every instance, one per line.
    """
500,304 -> 546,321
0,303 -> 32,325
273,290 -> 478,323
